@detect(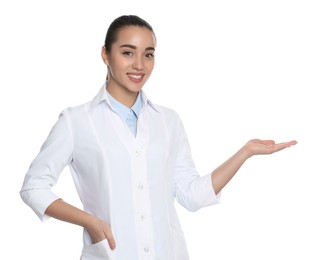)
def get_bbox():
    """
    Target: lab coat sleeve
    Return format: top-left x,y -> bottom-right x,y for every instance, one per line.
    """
173,117 -> 220,212
20,111 -> 73,221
